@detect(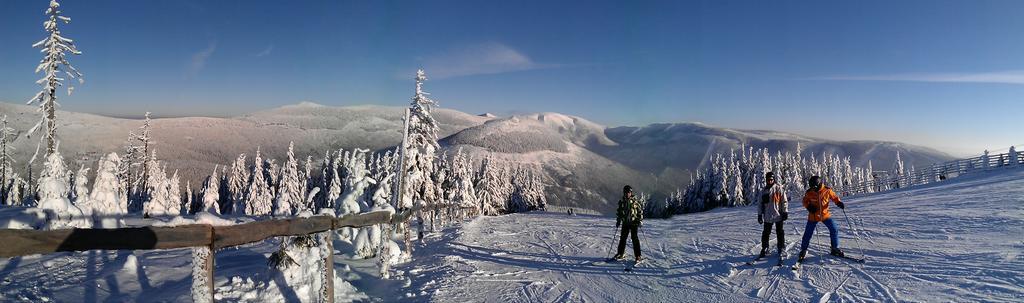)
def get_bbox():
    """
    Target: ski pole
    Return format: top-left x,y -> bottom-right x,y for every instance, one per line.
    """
605,223 -> 619,260
639,222 -> 650,258
841,208 -> 860,261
